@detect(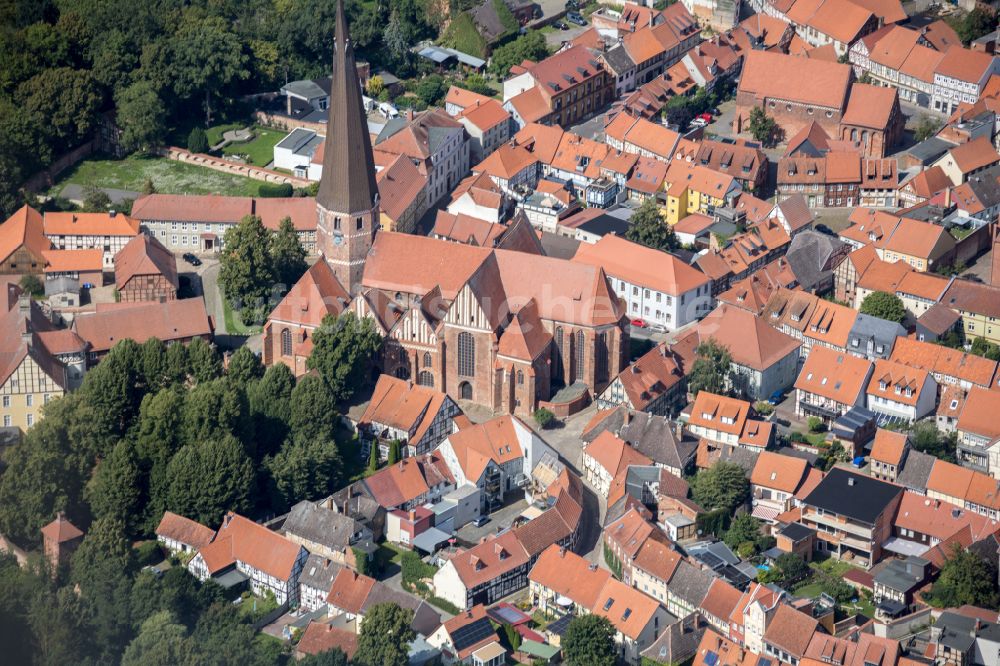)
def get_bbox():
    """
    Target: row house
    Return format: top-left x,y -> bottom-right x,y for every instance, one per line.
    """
932,135 -> 1000,186
849,26 -> 945,108
793,345 -> 874,424
869,429 -> 909,482
940,279 -> 1000,346
131,194 -> 318,254
530,544 -> 675,665
762,288 -> 858,358
932,46 -> 1000,115
686,391 -> 774,451
356,374 -> 463,460
43,211 -> 139,267
597,343 -> 687,417
749,451 -> 810,522
573,234 -> 713,331
838,211 -> 955,272
189,512 -> 308,606
582,432 -> 653,498
664,161 -> 742,225
503,45 -> 614,129
620,4 -> 702,86
926,458 -> 1000,519
954,387 -> 1000,476
786,0 -> 880,58
888,337 -> 997,391
777,152 -> 900,207
604,112 -> 682,162
674,137 -> 769,194
471,142 -> 540,199
866,358 -> 938,423
448,89 -> 513,164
